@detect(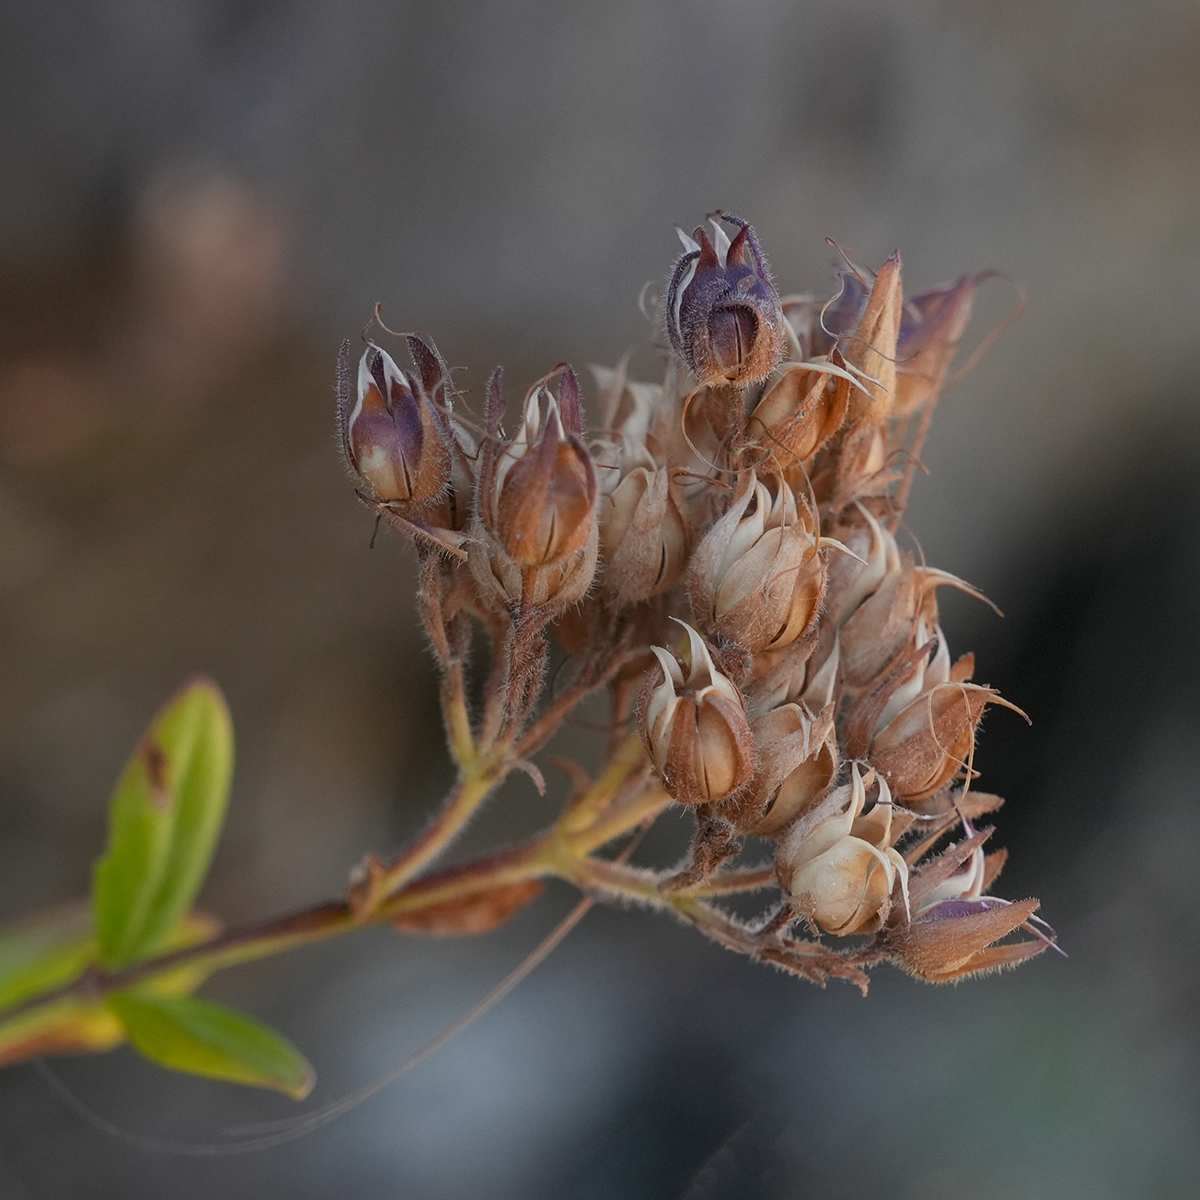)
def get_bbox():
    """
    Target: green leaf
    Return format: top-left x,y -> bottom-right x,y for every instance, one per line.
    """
107,991 -> 314,1099
0,910 -> 227,1070
0,903 -> 94,1012
92,679 -> 234,968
